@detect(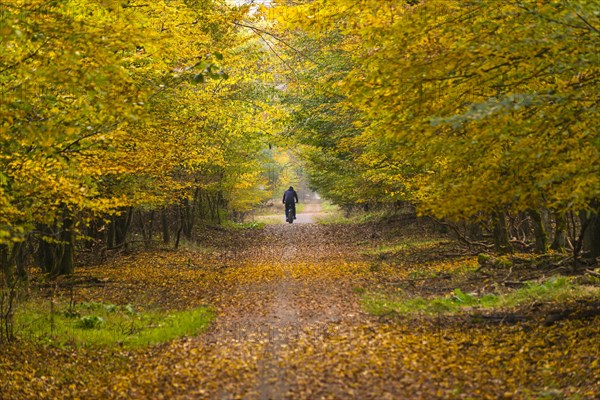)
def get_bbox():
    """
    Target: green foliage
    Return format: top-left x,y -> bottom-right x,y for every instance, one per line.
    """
77,315 -> 104,330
